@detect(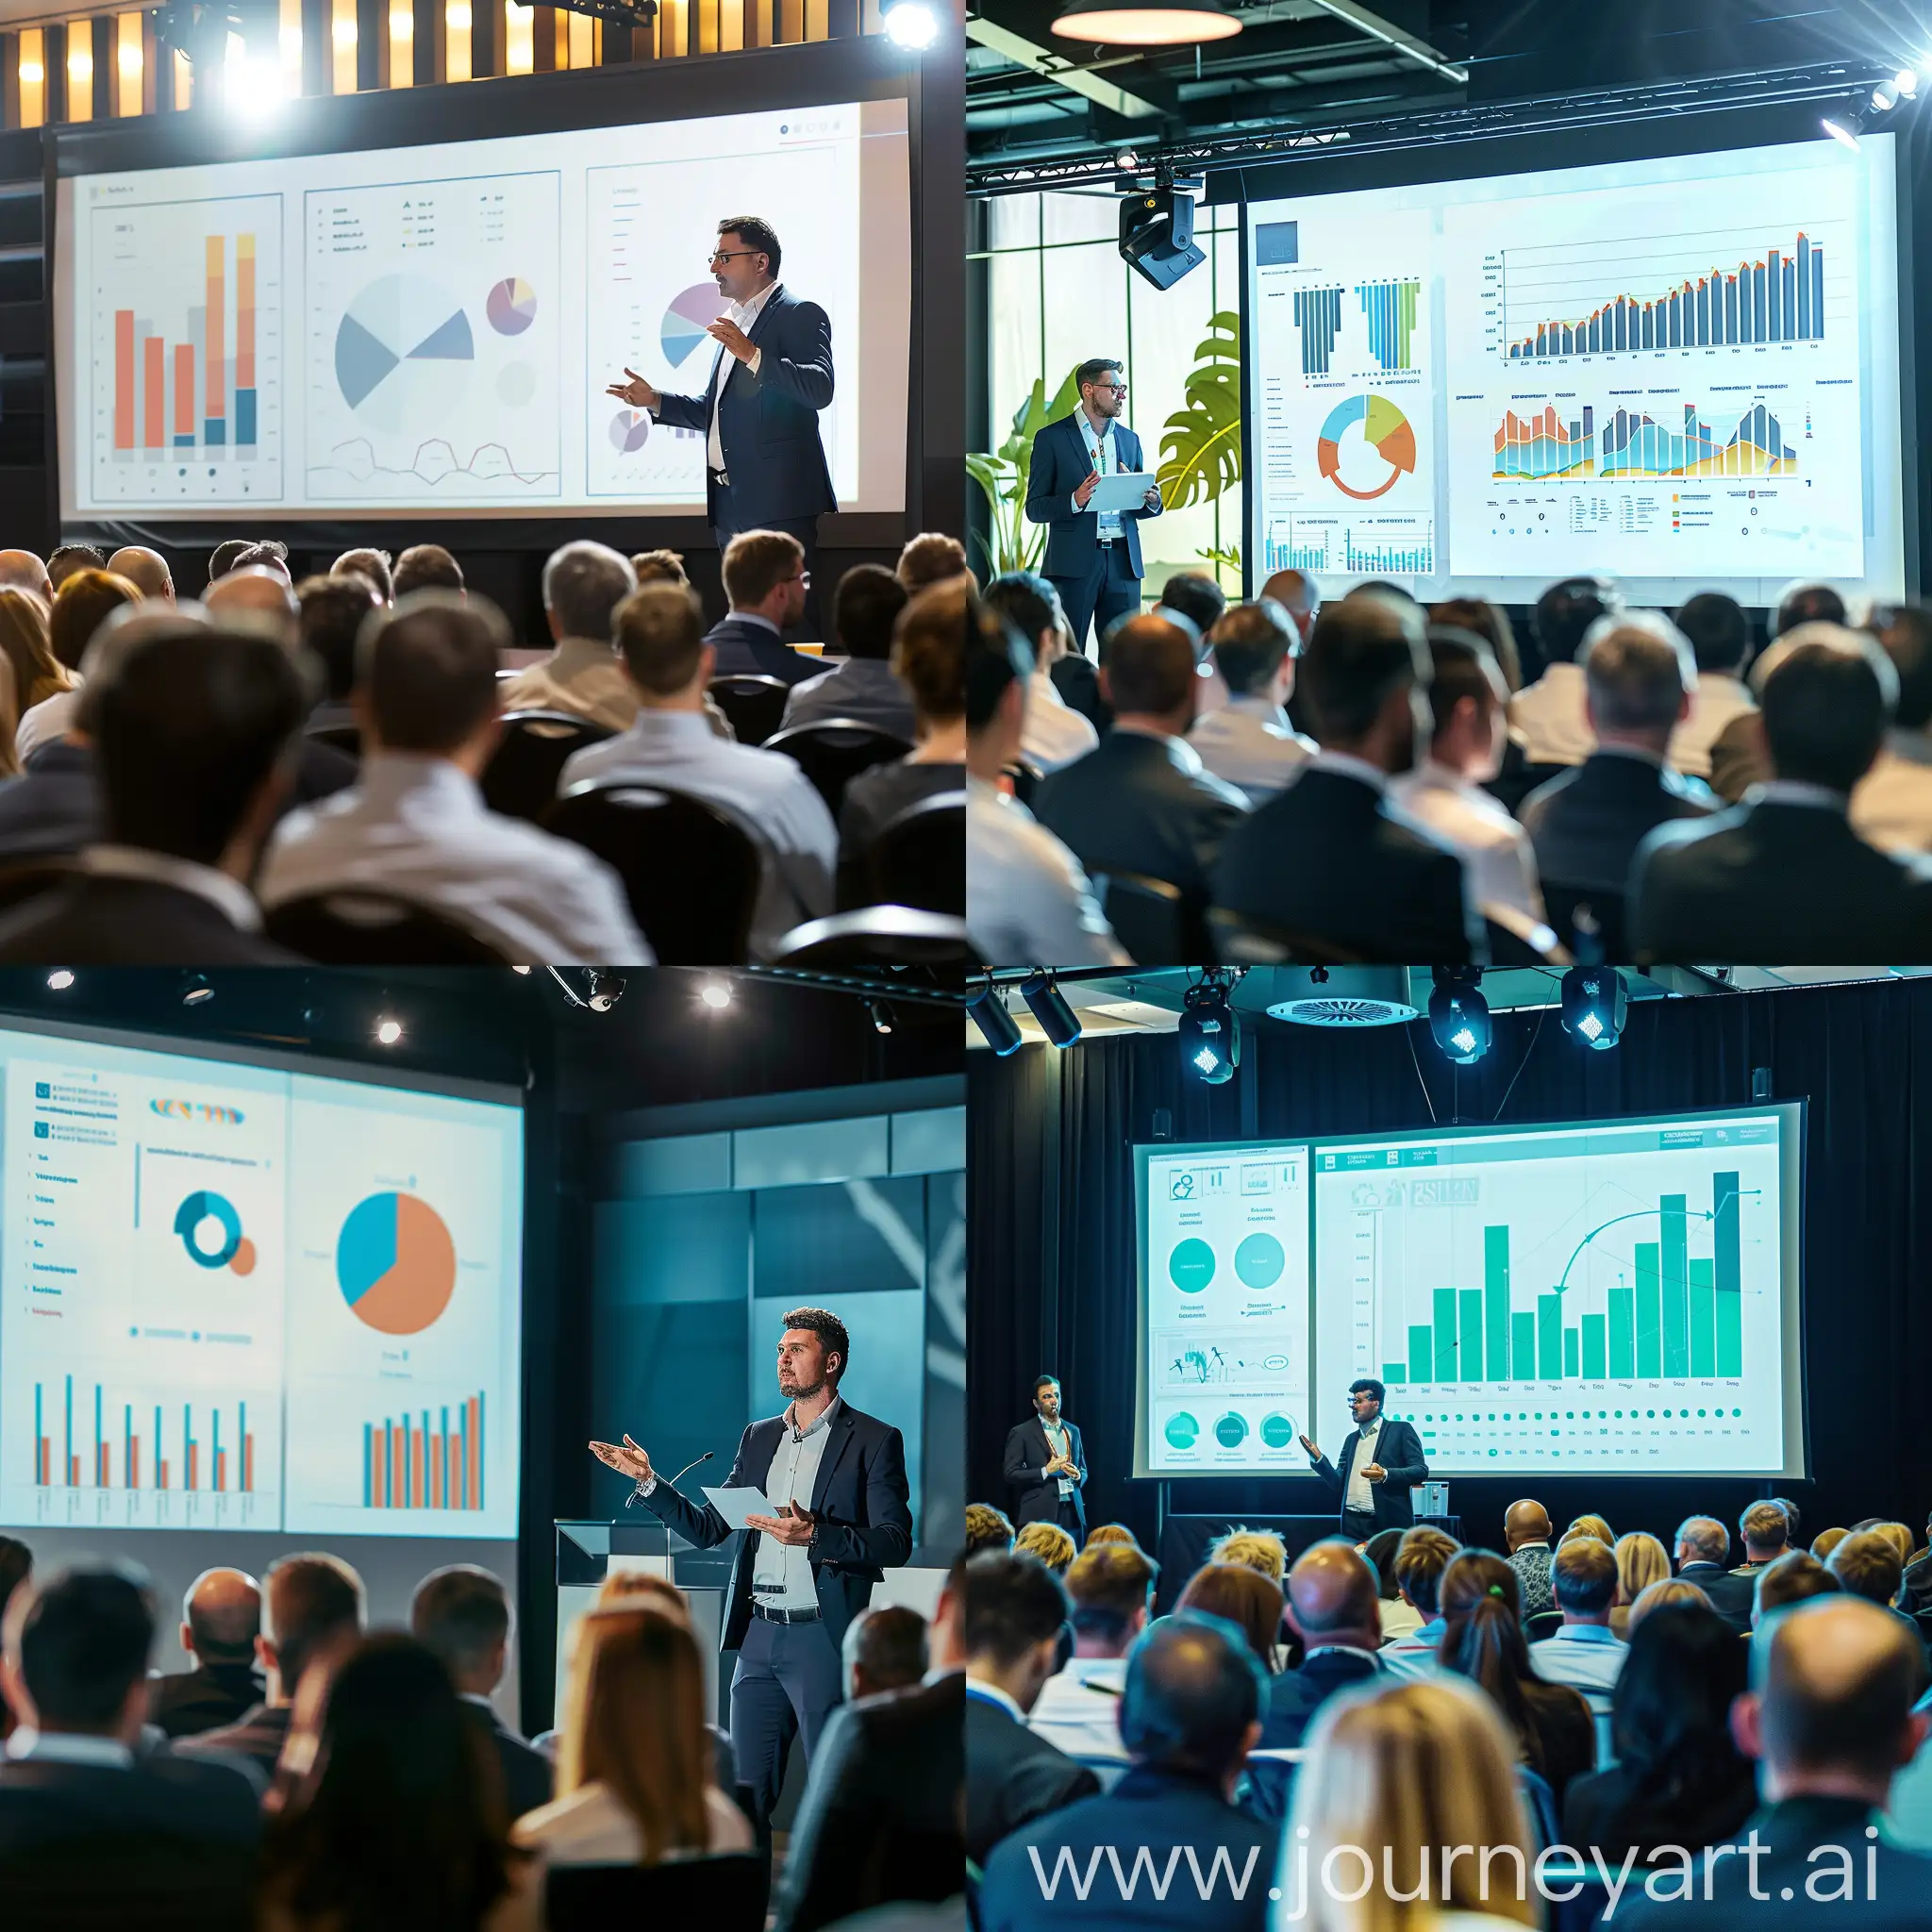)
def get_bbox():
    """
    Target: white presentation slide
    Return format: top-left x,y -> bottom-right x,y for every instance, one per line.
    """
0,1024 -> 523,1537
1136,1107 -> 1805,1480
1243,137 -> 1904,604
57,99 -> 910,520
